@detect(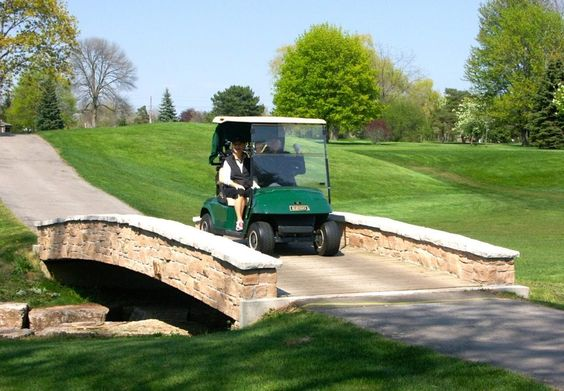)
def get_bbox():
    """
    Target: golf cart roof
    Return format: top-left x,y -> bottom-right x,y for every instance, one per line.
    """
212,116 -> 326,125
208,116 -> 326,165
